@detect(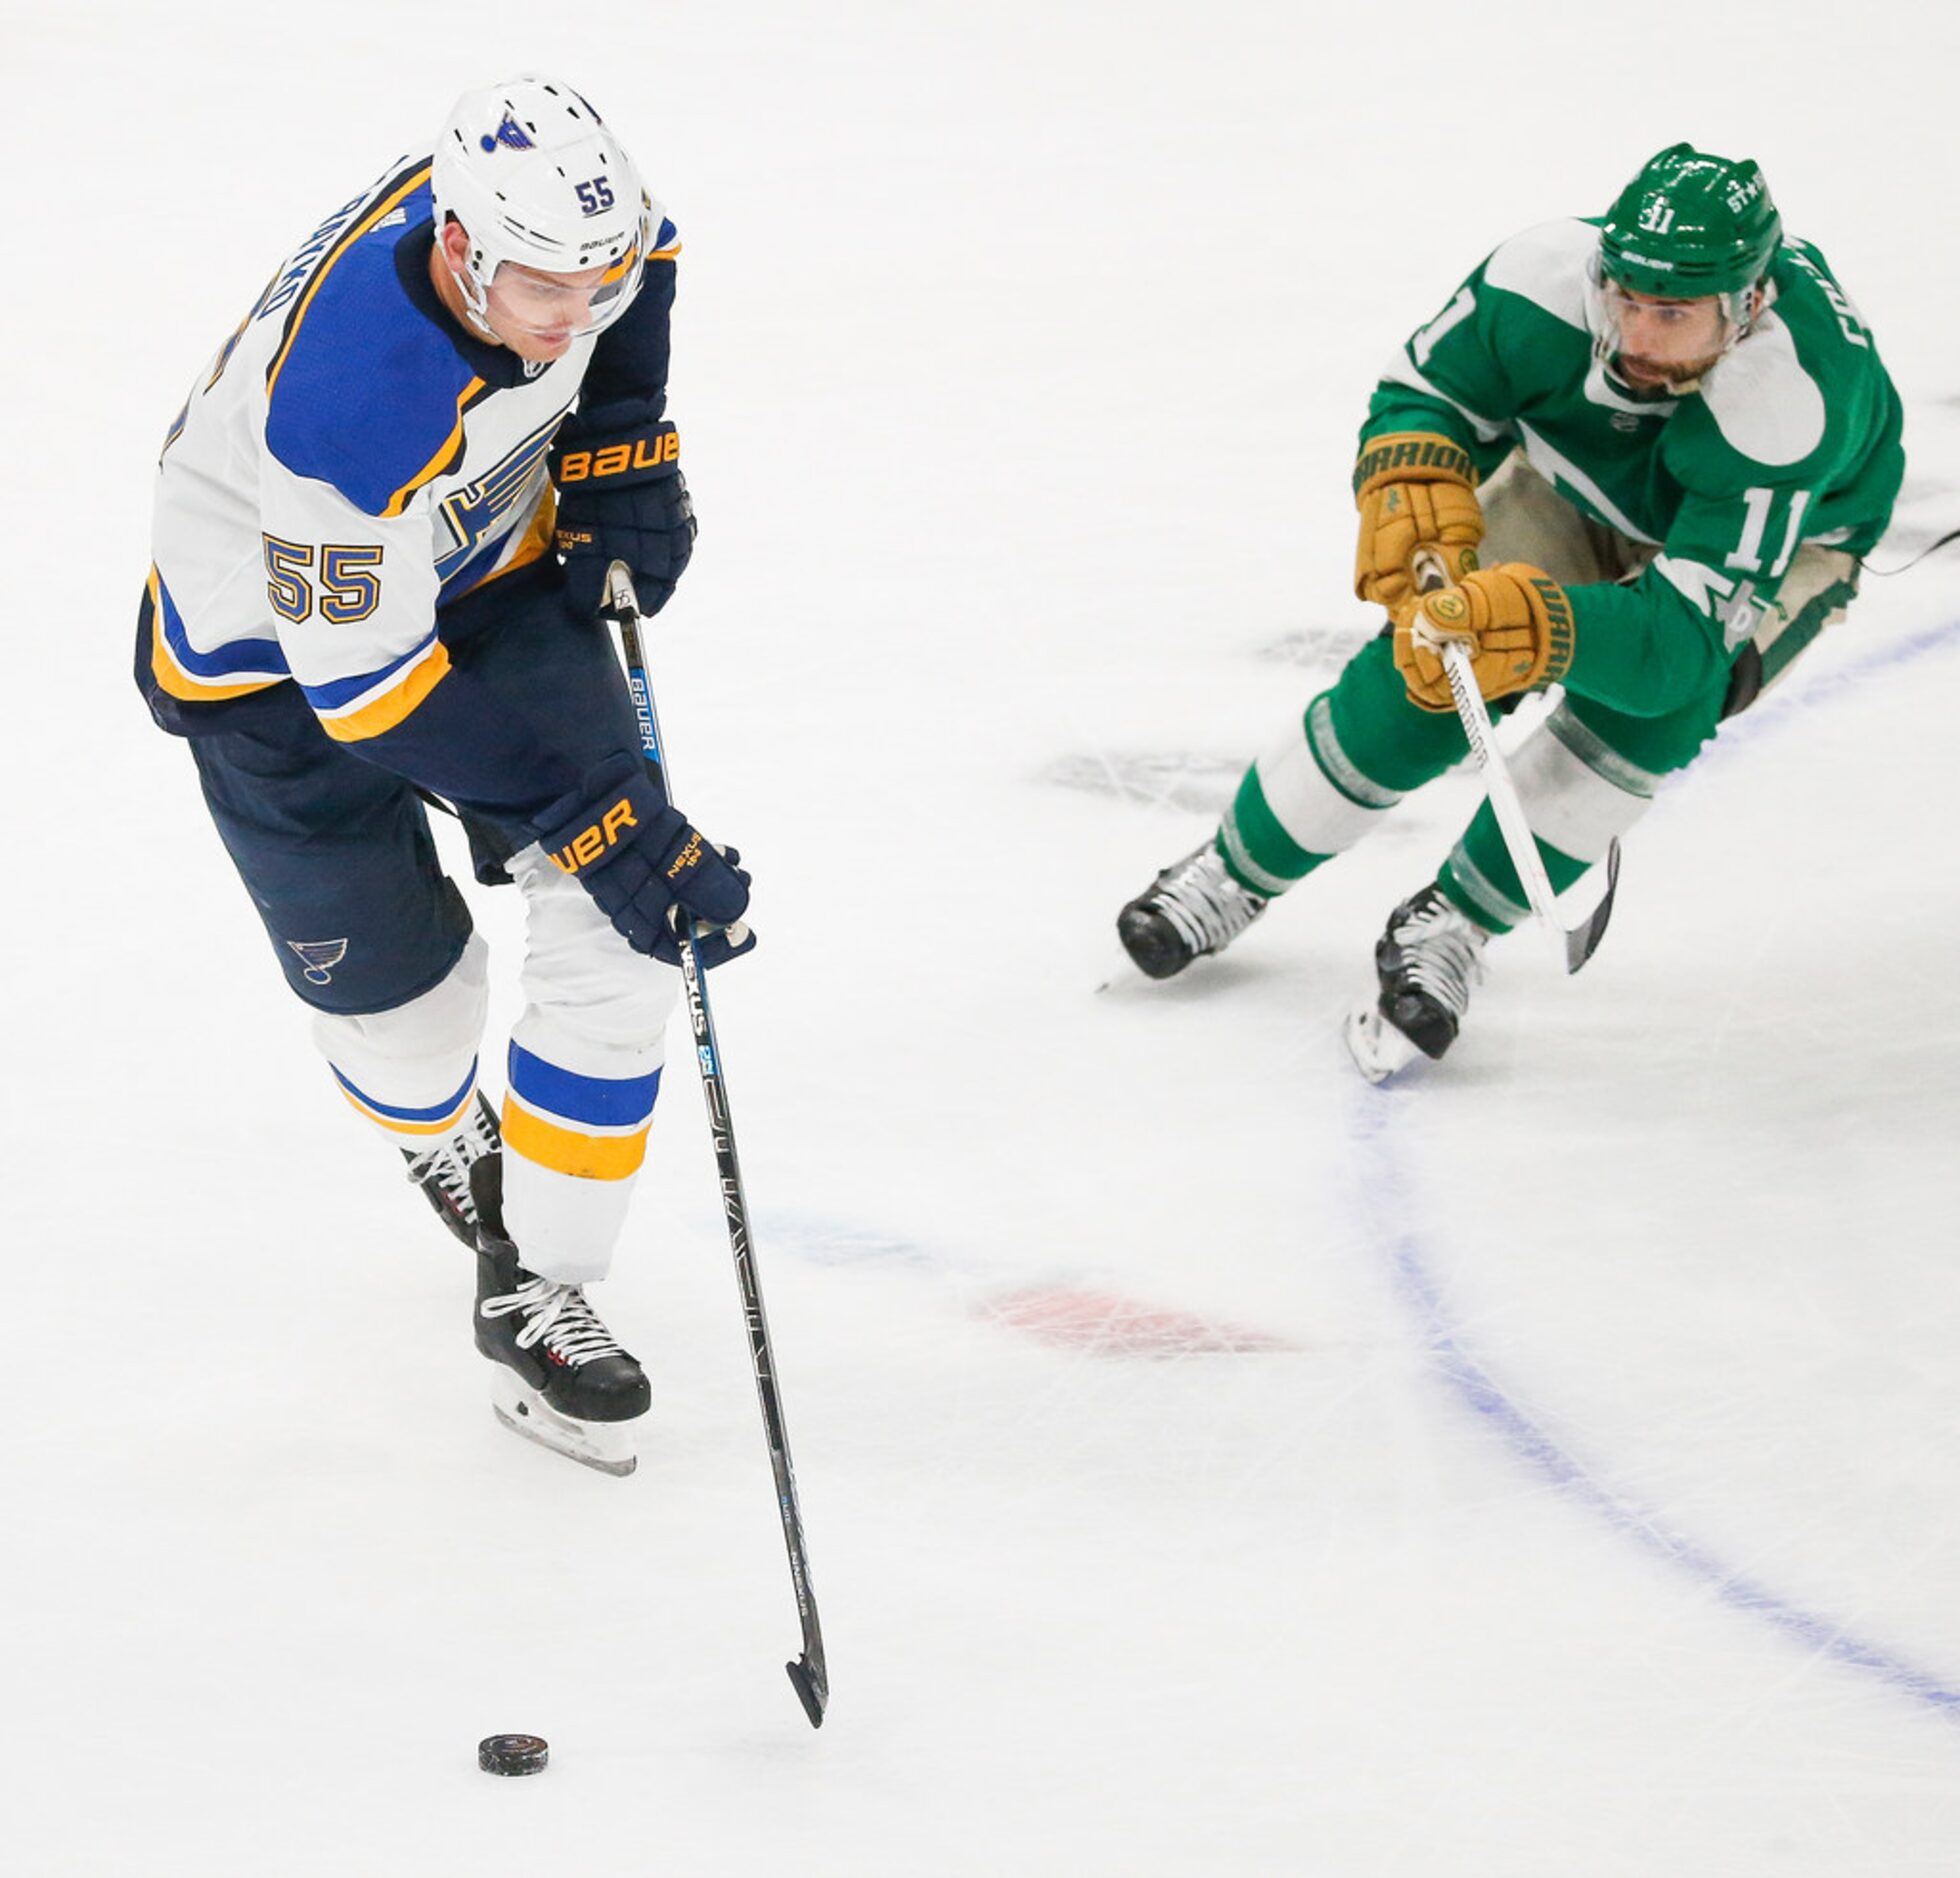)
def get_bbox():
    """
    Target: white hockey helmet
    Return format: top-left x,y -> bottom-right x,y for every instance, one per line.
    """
430,77 -> 659,340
